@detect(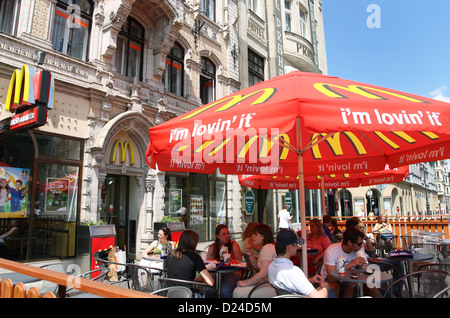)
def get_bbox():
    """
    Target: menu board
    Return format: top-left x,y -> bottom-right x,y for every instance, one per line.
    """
190,195 -> 203,224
